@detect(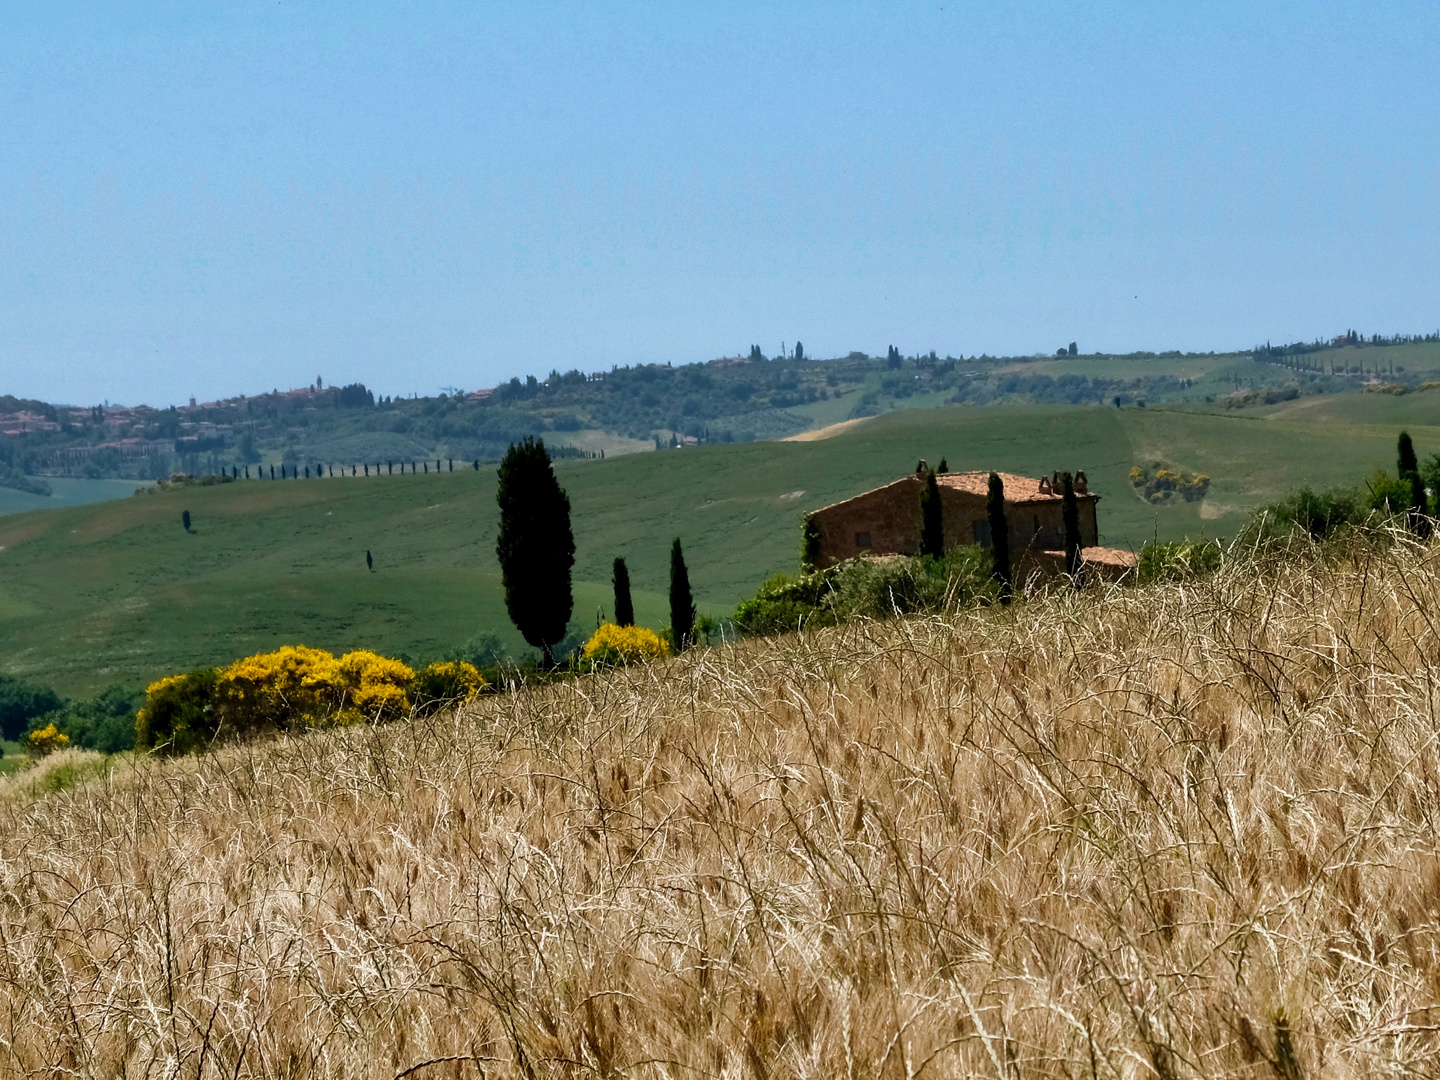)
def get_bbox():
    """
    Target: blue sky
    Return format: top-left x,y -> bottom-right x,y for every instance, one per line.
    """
1,2 -> 1436,406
